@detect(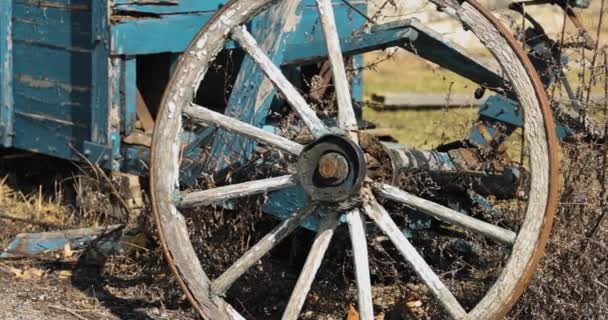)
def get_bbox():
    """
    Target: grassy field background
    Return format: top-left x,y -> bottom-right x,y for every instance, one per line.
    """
361,52 -> 479,149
